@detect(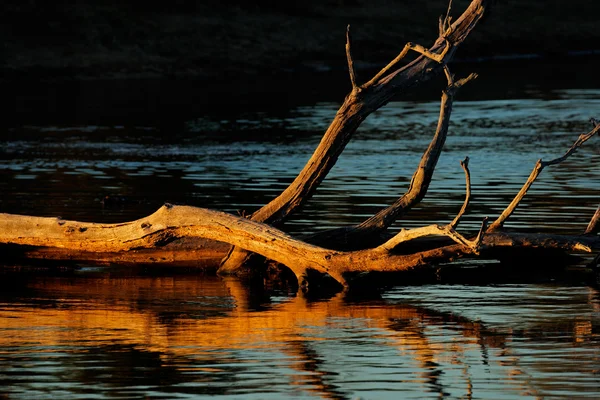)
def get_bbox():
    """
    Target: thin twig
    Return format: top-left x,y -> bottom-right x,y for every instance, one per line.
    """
451,157 -> 471,229
440,0 -> 454,36
345,25 -> 358,90
443,65 -> 454,84
446,72 -> 478,96
365,43 -> 413,87
489,121 -> 600,231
